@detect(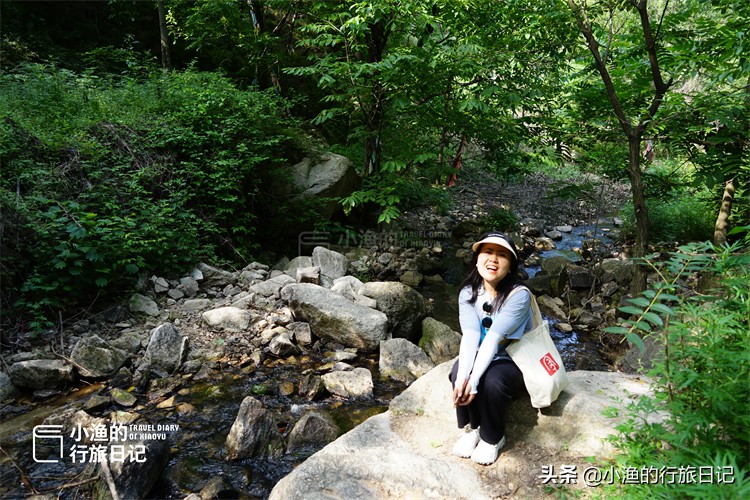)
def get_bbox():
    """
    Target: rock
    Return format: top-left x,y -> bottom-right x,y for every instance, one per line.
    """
271,362 -> 661,499
70,335 -> 129,378
295,266 -> 320,285
379,338 -> 434,385
288,322 -> 313,346
151,276 -> 170,293
537,295 -> 567,320
129,293 -> 159,317
183,299 -> 213,311
134,323 -> 188,383
178,276 -> 200,297
167,288 -> 185,300
555,225 -> 573,233
523,274 -> 552,296
110,387 -> 137,407
196,262 -> 236,288
8,359 -> 75,389
286,410 -> 340,455
399,270 -> 423,287
312,246 -> 348,286
109,332 -> 145,355
534,237 -> 556,251
202,307 -> 253,331
541,255 -> 572,277
0,371 -> 18,401
289,153 -> 360,219
96,437 -> 170,500
321,367 -> 373,399
360,282 -> 428,342
250,274 -> 296,299
419,317 -> 461,364
284,256 -> 313,278
225,396 -> 283,460
599,258 -> 634,285
563,264 -> 595,290
281,283 -> 388,351
298,373 -> 325,401
330,275 -> 365,301
268,329 -> 299,358
545,230 -> 563,241
520,218 -> 546,236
